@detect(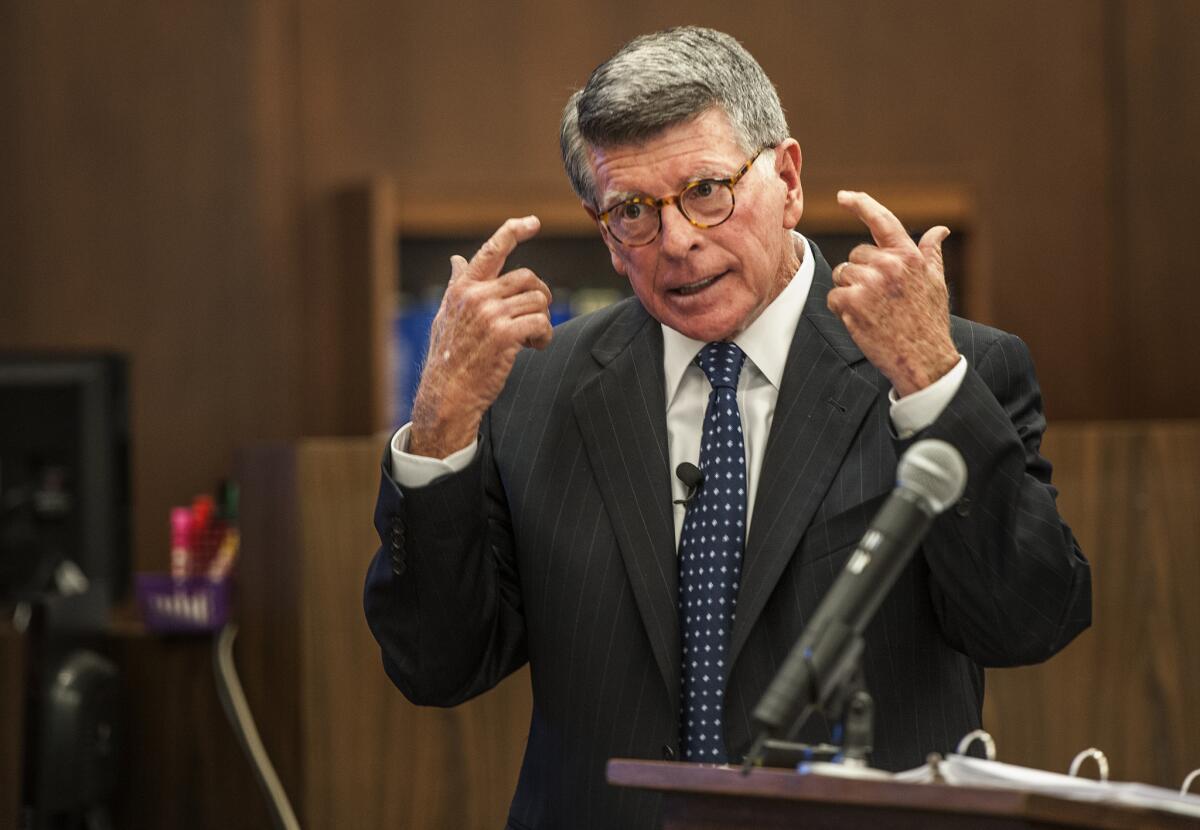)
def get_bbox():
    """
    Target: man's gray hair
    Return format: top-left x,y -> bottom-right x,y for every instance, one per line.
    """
560,26 -> 790,207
